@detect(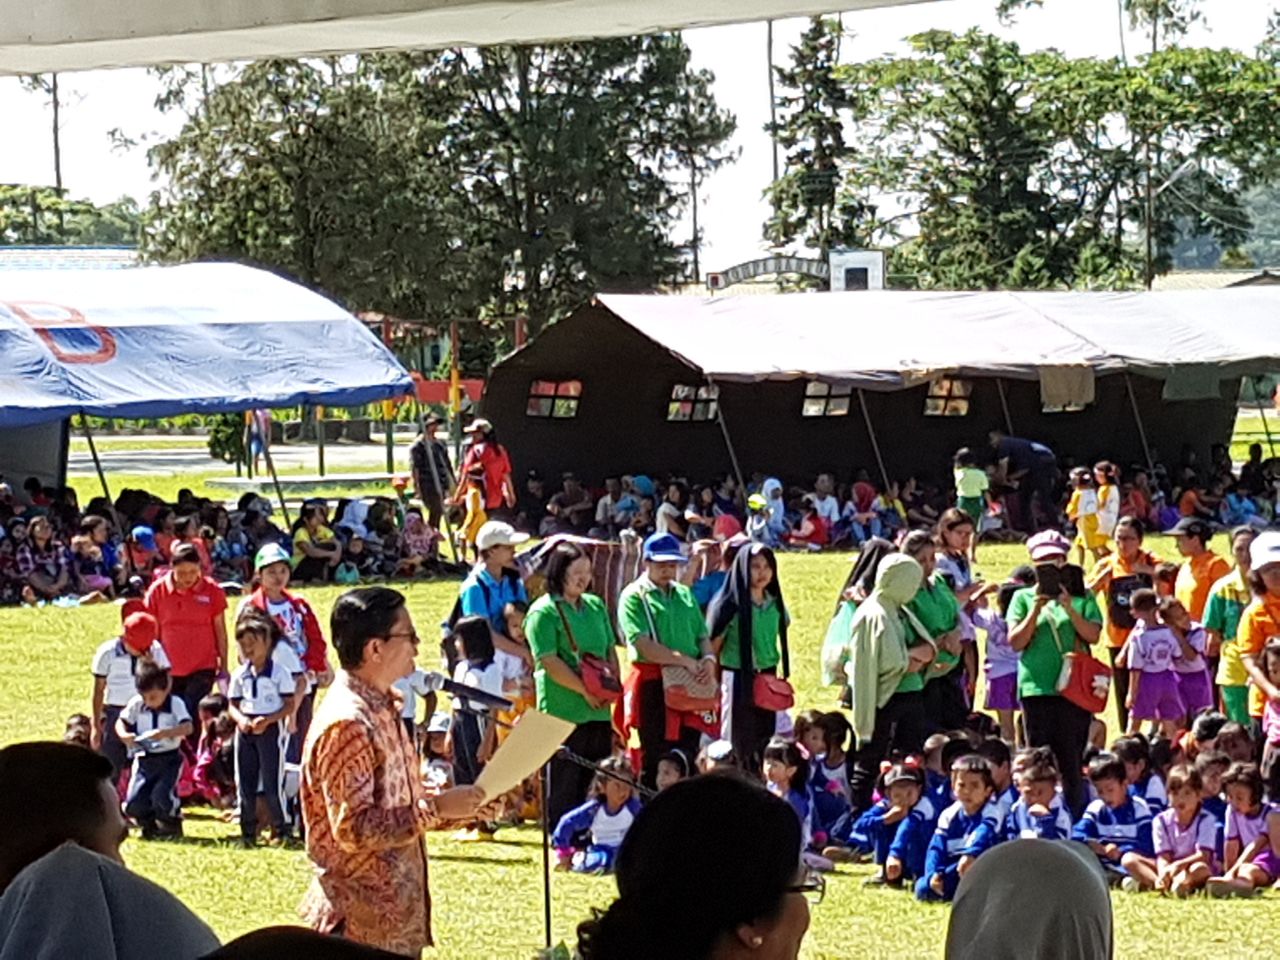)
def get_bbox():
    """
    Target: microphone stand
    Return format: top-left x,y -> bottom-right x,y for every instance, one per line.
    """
538,744 -> 656,948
